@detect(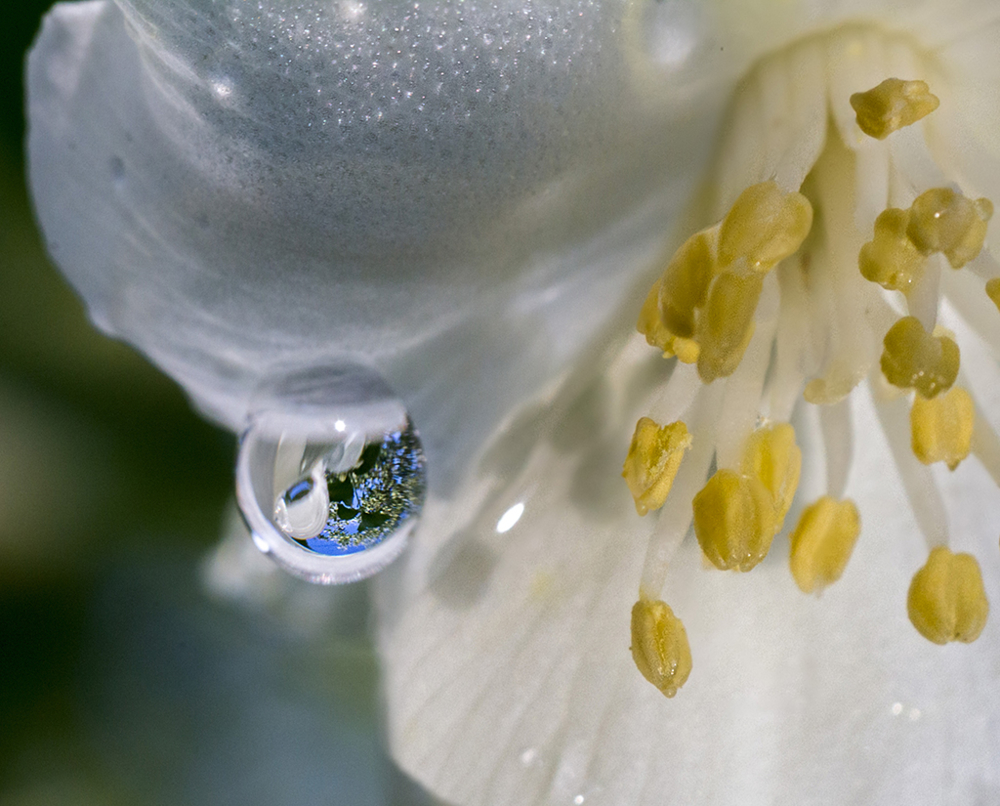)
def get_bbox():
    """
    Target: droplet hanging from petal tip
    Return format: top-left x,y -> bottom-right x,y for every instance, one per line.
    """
235,365 -> 426,585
